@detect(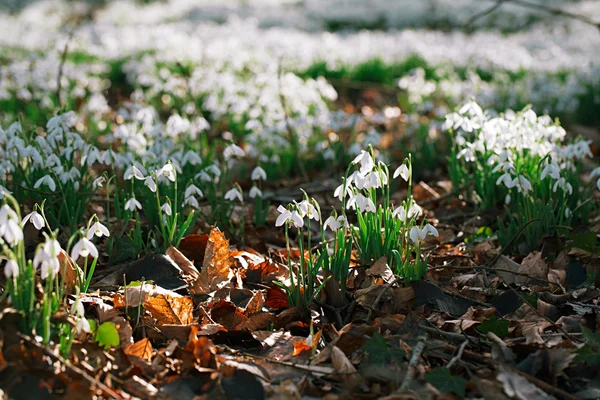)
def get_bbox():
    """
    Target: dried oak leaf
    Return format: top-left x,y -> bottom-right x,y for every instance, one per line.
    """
265,287 -> 289,310
209,300 -> 248,331
58,250 -> 83,293
124,338 -> 153,360
145,294 -> 194,325
195,228 -> 233,293
178,233 -> 209,267
184,326 -> 215,367
516,252 -> 548,286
